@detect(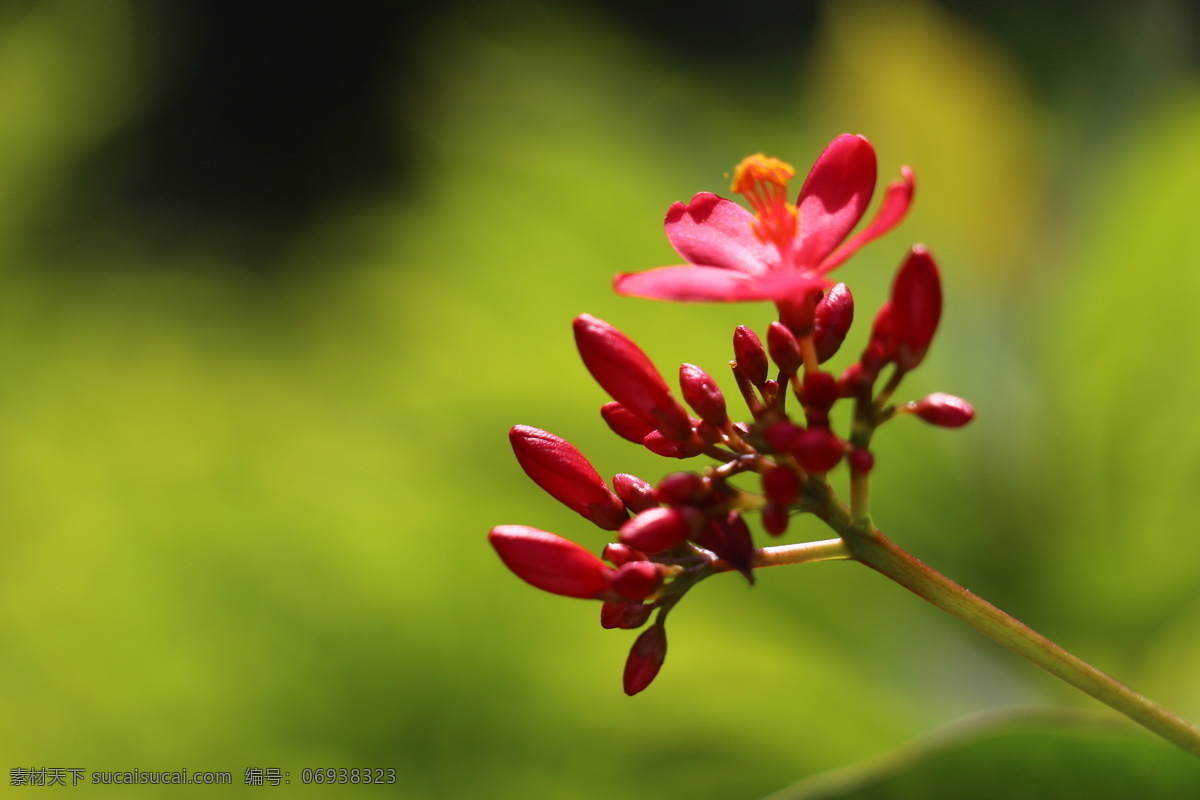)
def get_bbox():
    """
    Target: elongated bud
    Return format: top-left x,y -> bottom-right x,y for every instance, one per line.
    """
619,507 -> 699,554
890,245 -> 942,371
910,393 -> 974,428
488,525 -> 614,599
601,601 -> 653,630
623,624 -> 667,695
612,473 -> 658,513
612,561 -> 664,601
600,402 -> 656,444
574,315 -> 692,440
863,301 -> 895,375
732,325 -> 769,387
509,426 -> 629,530
813,283 -> 854,363
692,511 -> 754,581
679,364 -> 728,426
767,321 -> 802,375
